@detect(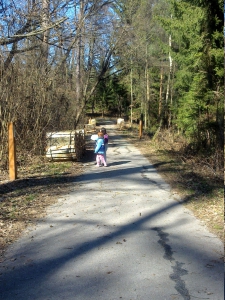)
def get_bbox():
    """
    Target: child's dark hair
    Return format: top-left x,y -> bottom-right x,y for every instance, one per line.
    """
100,127 -> 106,134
